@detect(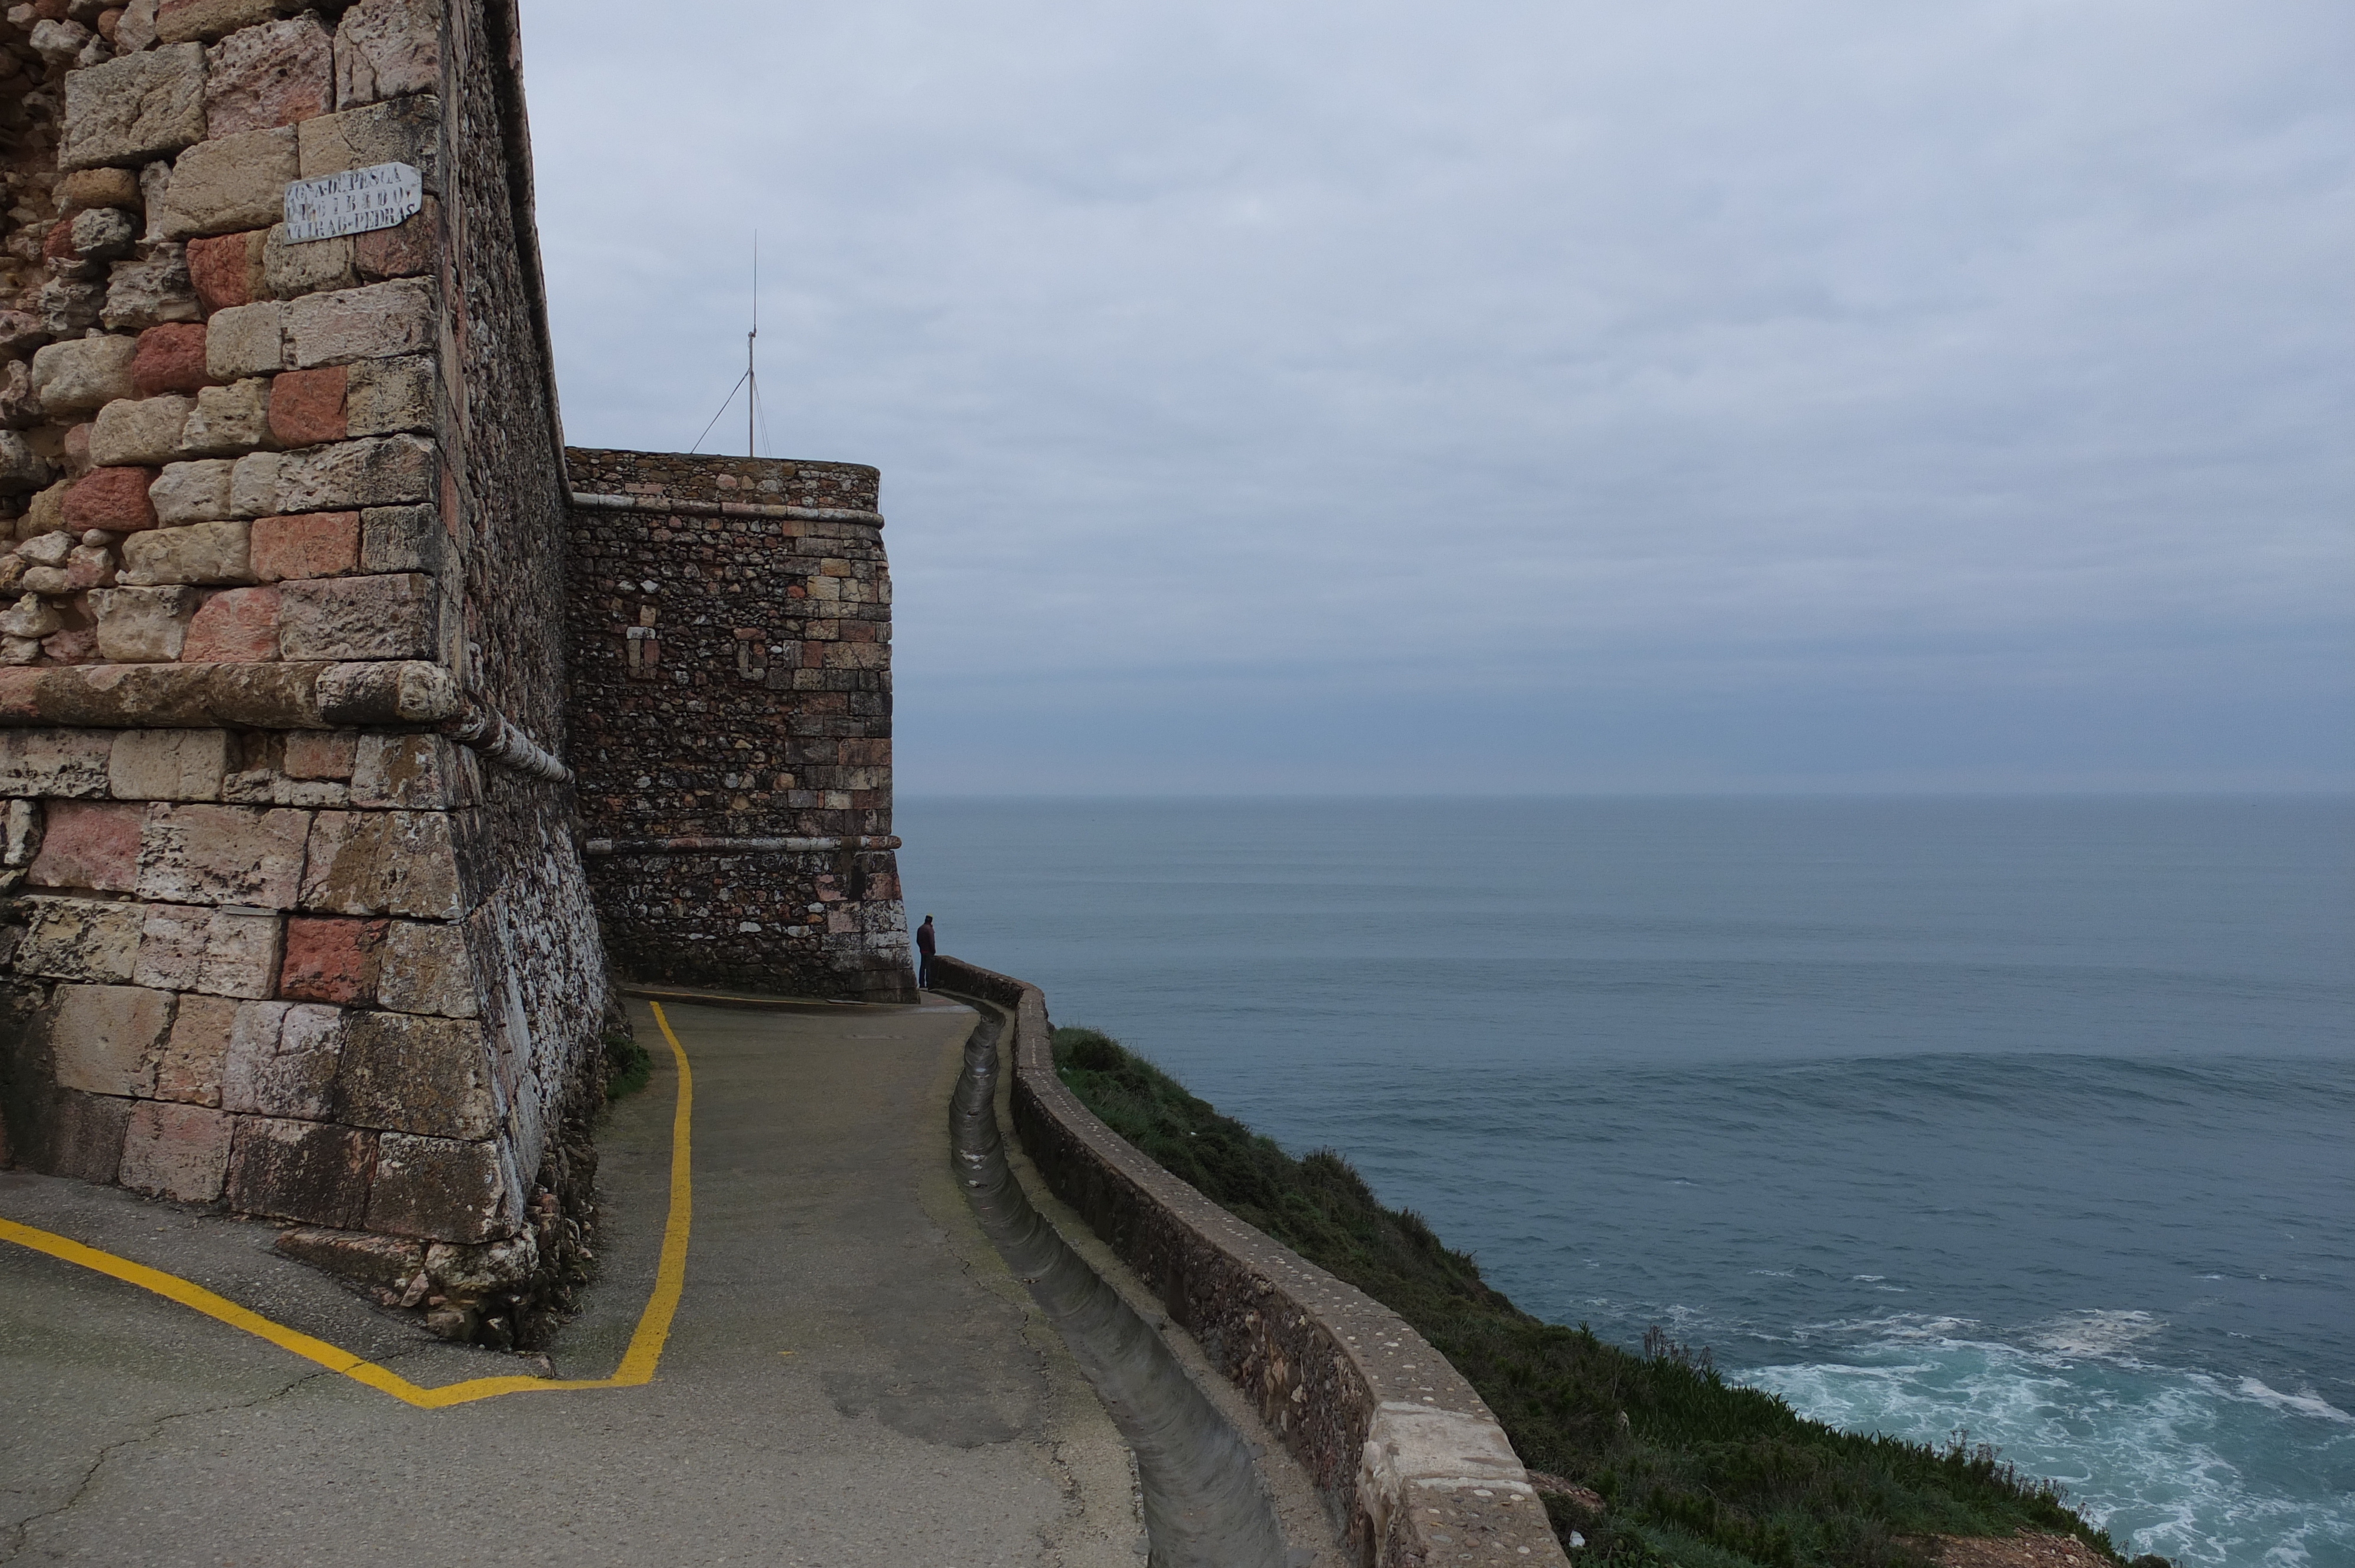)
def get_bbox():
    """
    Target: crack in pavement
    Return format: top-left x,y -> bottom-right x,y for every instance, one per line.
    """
0,1366 -> 340,1564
